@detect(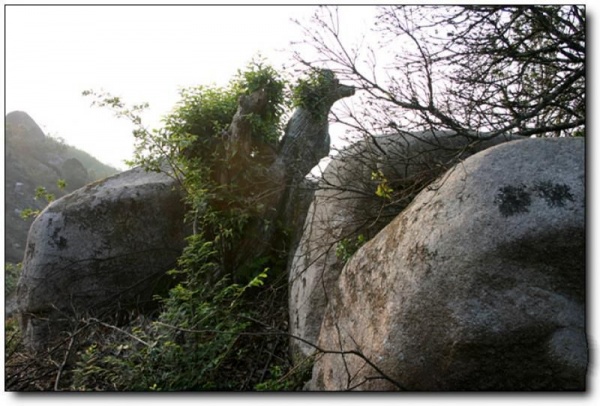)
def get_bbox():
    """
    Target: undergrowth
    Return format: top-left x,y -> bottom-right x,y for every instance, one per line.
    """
6,58 -> 317,391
